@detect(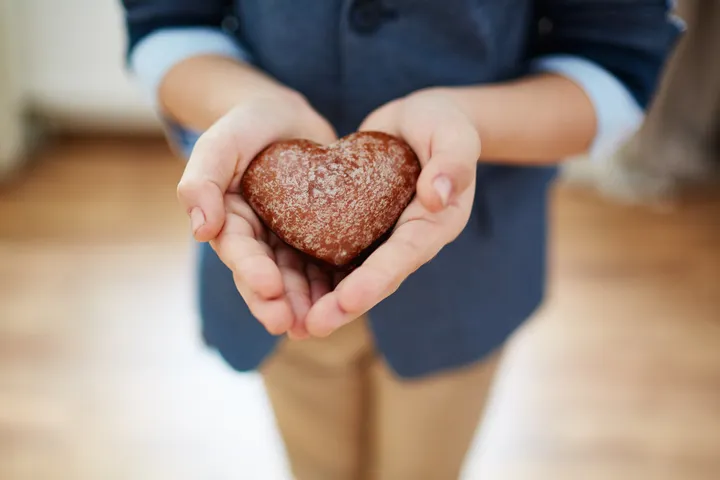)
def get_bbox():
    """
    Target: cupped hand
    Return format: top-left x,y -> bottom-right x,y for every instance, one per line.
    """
305,89 -> 482,337
177,92 -> 337,339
